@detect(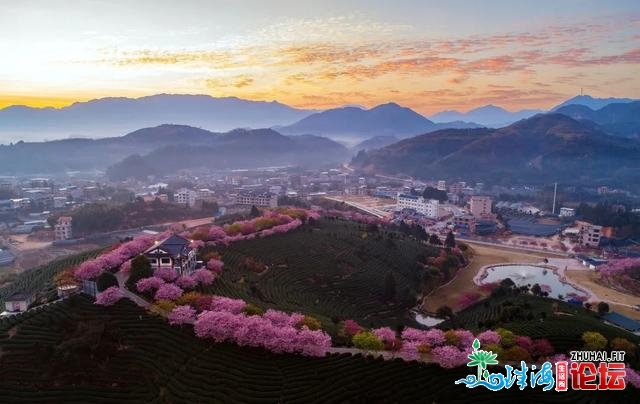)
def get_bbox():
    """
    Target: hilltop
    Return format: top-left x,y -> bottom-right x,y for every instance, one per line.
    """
351,114 -> 640,188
